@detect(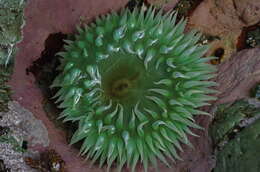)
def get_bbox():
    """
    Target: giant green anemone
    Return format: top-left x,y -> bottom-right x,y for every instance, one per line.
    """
51,6 -> 217,172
